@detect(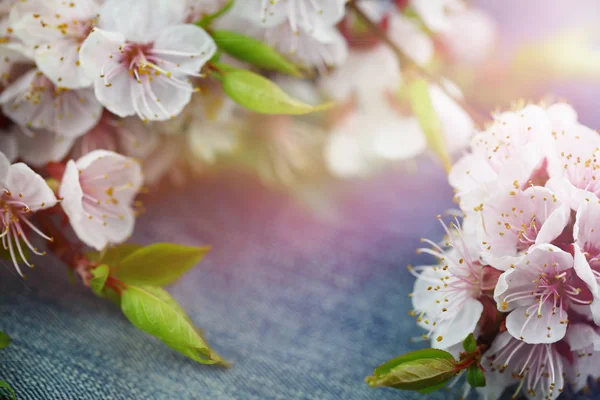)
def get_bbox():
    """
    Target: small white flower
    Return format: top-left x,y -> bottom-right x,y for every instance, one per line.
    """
9,0 -> 101,88
477,186 -> 570,270
546,121 -> 600,210
429,80 -> 474,154
184,0 -> 228,23
0,128 -> 18,162
572,199 -> 600,324
0,69 -> 102,137
258,22 -> 348,71
14,127 -> 75,167
410,217 -> 488,349
388,14 -> 434,66
565,324 -> 600,392
79,0 -> 216,121
59,150 -> 143,250
494,244 -> 589,344
319,44 -> 401,109
483,331 -> 565,400
325,106 -> 426,178
439,9 -> 497,65
410,0 -> 462,33
448,104 -> 557,212
231,0 -> 347,33
0,152 -> 58,276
